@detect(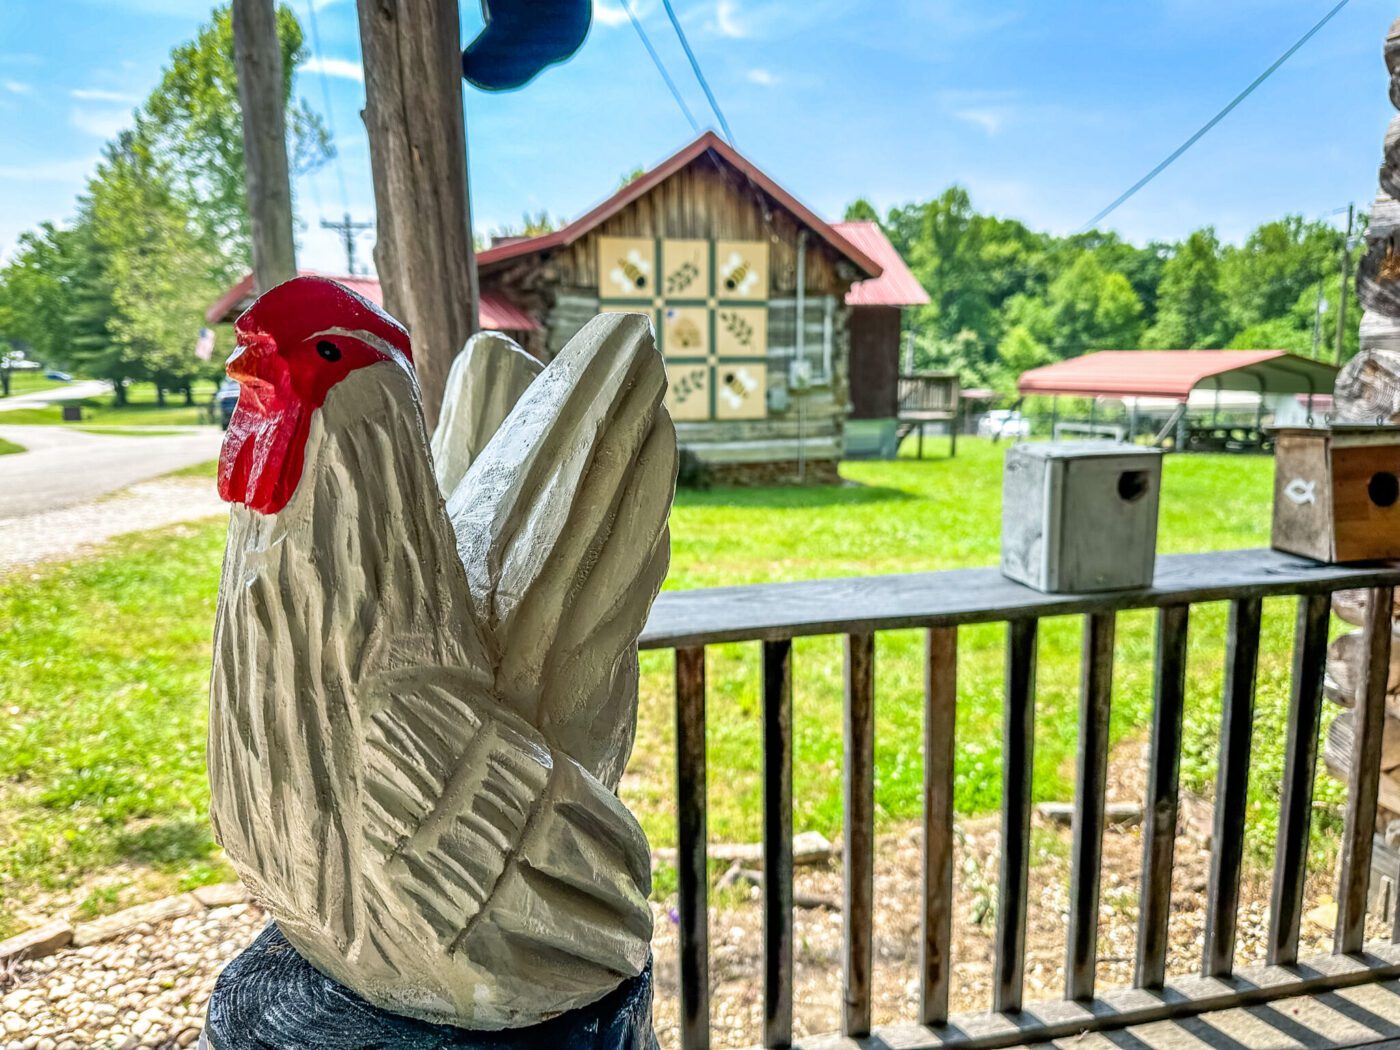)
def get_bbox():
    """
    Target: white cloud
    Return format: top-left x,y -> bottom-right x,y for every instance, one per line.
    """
594,0 -> 645,28
746,68 -> 779,87
302,56 -> 364,83
71,88 -> 139,104
716,0 -> 746,38
595,2 -> 626,27
952,107 -> 1008,136
3,80 -> 31,95
70,107 -> 131,139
